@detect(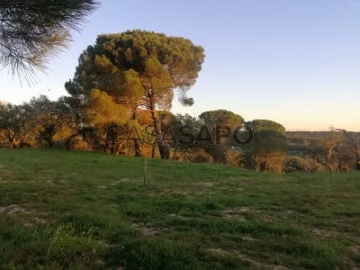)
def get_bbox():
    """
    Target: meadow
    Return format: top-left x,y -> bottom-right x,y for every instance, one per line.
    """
0,149 -> 359,269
